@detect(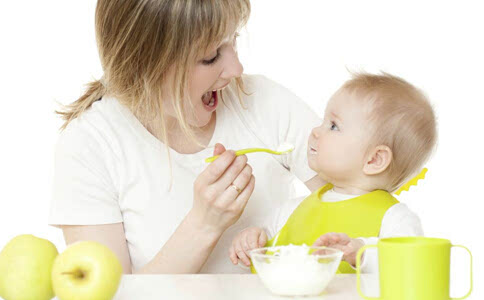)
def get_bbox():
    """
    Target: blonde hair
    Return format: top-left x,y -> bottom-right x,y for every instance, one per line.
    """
57,0 -> 250,146
342,72 -> 437,192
